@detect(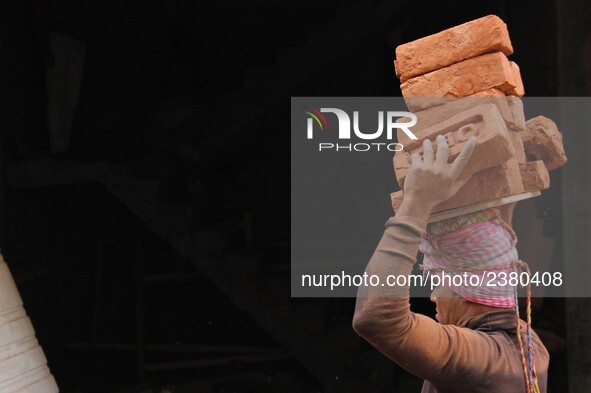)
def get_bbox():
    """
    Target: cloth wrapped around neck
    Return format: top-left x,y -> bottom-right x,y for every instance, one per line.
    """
419,208 -> 522,308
